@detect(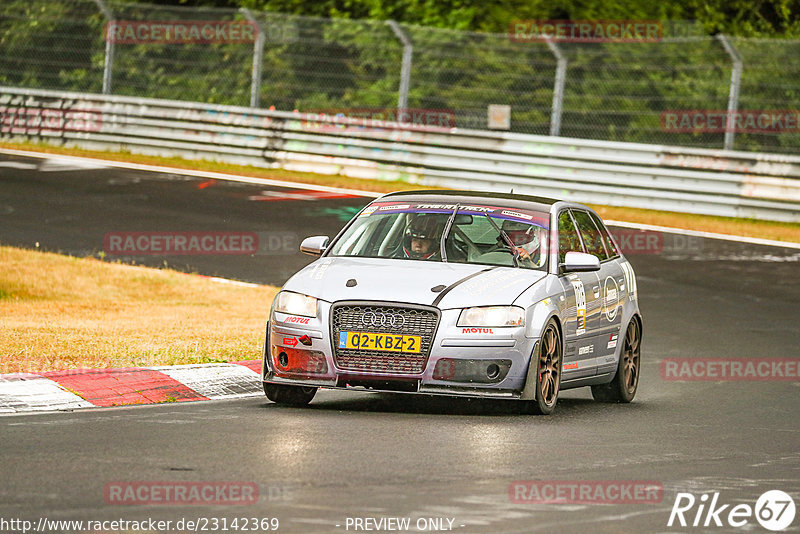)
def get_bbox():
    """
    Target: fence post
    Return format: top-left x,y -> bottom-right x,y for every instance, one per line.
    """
717,34 -> 743,151
92,0 -> 114,94
386,20 -> 412,117
545,38 -> 567,137
241,8 -> 265,108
